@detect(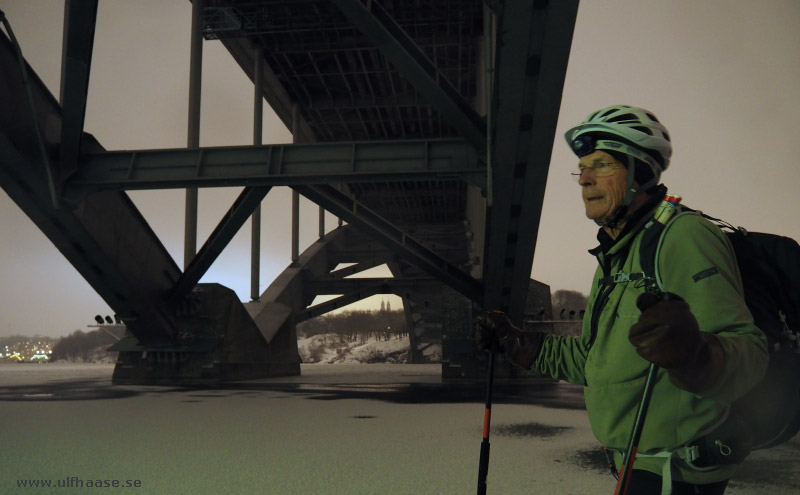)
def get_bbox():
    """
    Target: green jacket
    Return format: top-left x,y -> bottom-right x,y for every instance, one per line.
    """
534,202 -> 768,484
